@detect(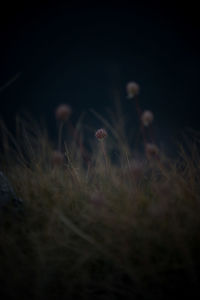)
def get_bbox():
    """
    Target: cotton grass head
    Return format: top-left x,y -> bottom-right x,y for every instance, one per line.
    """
141,110 -> 154,127
126,81 -> 140,99
55,104 -> 72,122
